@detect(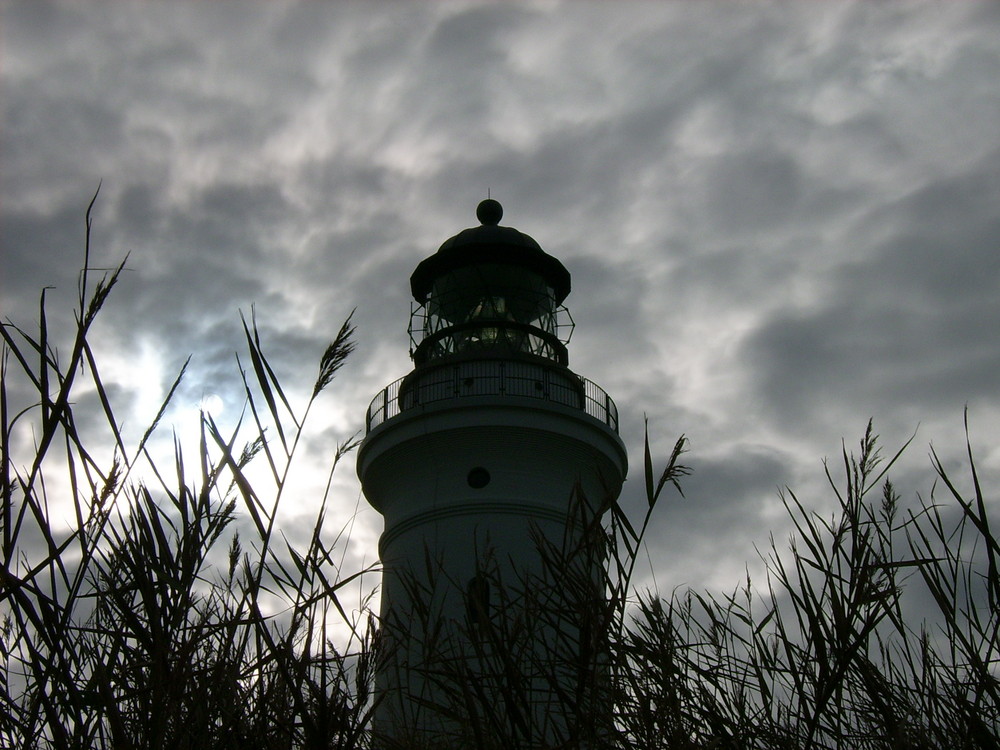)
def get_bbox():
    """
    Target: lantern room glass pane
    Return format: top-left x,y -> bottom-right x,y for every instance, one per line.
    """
426,264 -> 557,335
410,264 -> 572,364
